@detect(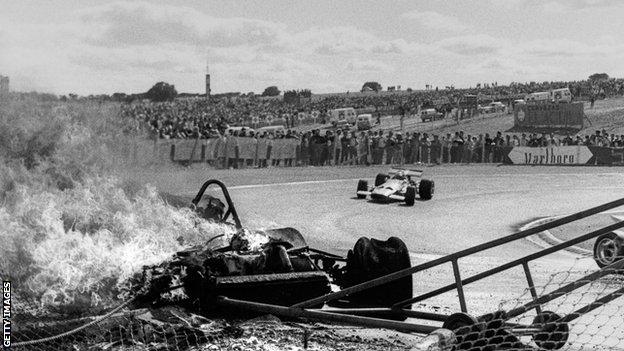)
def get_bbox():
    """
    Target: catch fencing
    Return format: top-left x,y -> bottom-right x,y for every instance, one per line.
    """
6,257 -> 624,350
